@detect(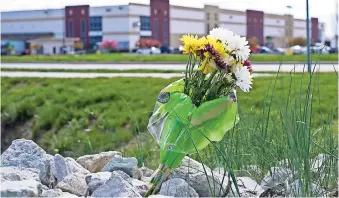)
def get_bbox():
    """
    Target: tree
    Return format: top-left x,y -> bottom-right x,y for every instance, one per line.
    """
31,43 -> 42,54
73,41 -> 84,51
100,40 -> 118,51
248,37 -> 259,47
248,37 -> 260,53
136,38 -> 161,48
288,37 -> 307,46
